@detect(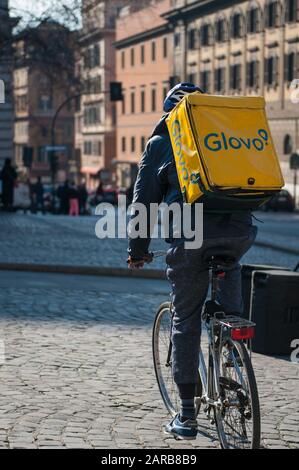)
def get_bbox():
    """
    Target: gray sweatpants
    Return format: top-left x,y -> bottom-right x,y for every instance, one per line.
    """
166,214 -> 257,385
